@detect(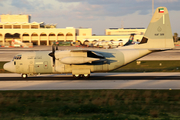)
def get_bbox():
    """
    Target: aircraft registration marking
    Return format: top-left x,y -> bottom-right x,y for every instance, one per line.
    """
28,56 -> 42,59
154,33 -> 164,36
